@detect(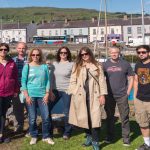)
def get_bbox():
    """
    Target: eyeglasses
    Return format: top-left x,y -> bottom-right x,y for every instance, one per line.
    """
81,53 -> 89,57
0,48 -> 8,52
60,52 -> 68,55
31,54 -> 40,57
137,51 -> 147,55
